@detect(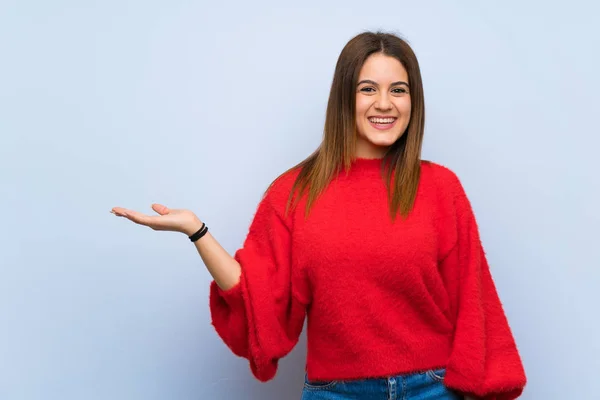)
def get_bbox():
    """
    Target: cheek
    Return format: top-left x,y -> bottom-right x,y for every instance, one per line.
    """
395,98 -> 412,116
355,98 -> 371,118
